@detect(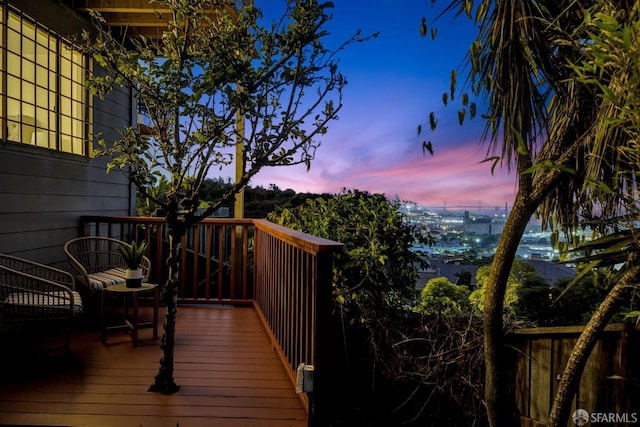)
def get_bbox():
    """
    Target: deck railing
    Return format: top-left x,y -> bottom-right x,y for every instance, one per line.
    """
79,216 -> 256,303
252,219 -> 344,424
79,215 -> 344,426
